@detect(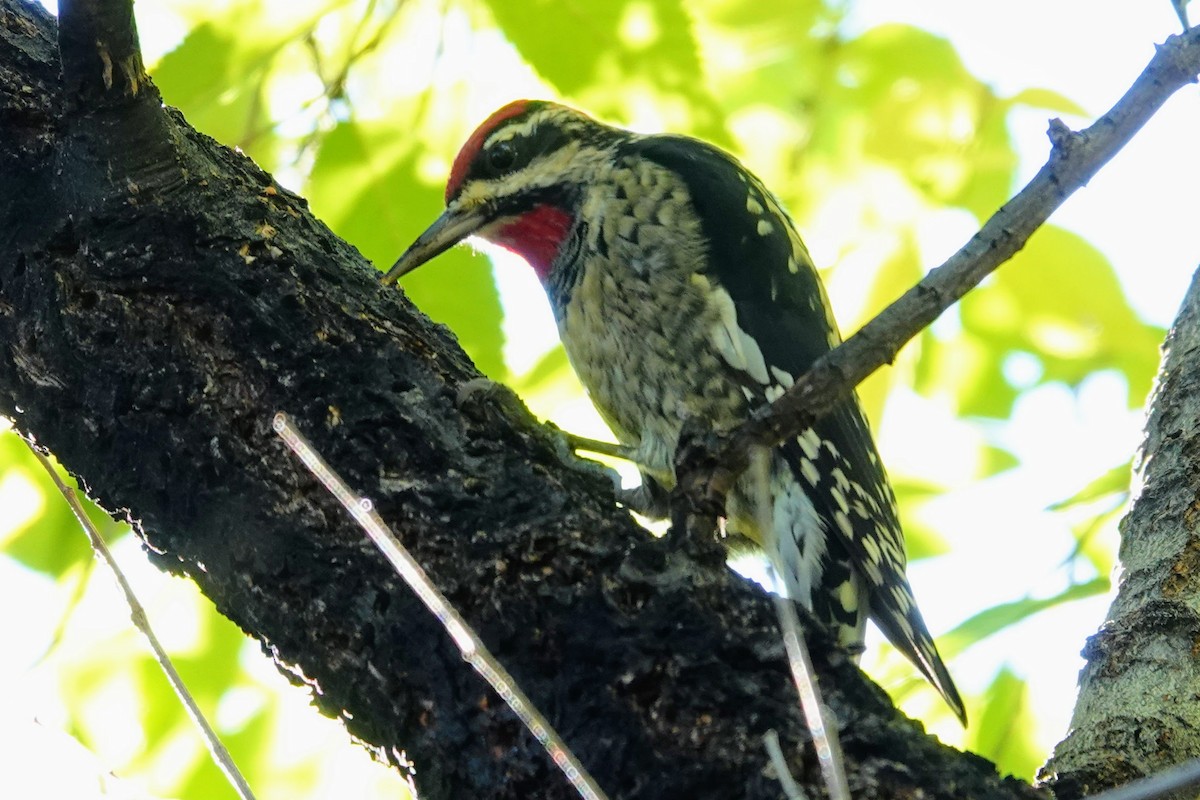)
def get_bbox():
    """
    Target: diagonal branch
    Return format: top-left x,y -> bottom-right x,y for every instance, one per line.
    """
681,27 -> 1200,511
4,1 -> 1042,797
